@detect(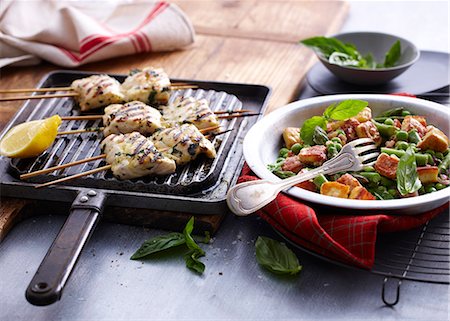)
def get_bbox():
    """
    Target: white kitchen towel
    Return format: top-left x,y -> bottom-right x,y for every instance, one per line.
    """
0,0 -> 195,68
